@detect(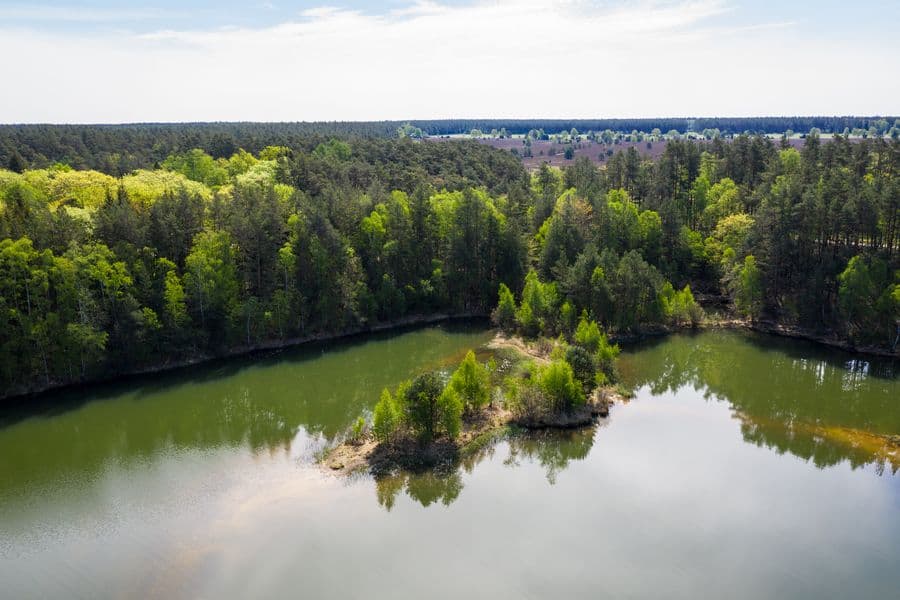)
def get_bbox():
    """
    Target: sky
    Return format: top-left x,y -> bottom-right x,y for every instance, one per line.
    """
0,0 -> 898,123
